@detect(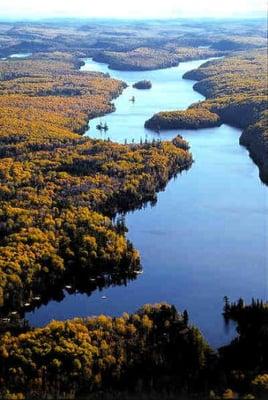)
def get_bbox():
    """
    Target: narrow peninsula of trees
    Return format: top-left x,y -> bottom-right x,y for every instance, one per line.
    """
92,47 -> 224,71
145,109 -> 221,130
